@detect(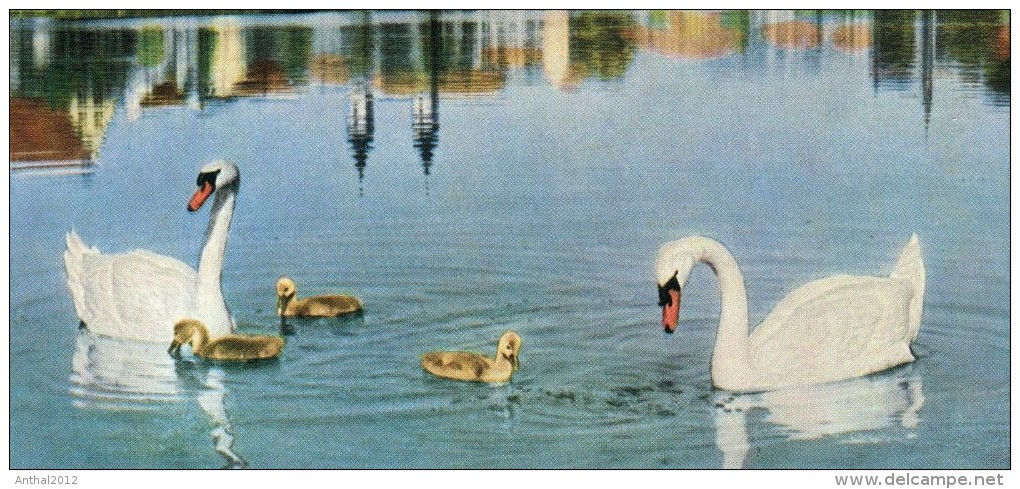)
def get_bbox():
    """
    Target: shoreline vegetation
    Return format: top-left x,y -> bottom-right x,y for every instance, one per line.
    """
10,9 -> 1010,21
10,10 -> 322,20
